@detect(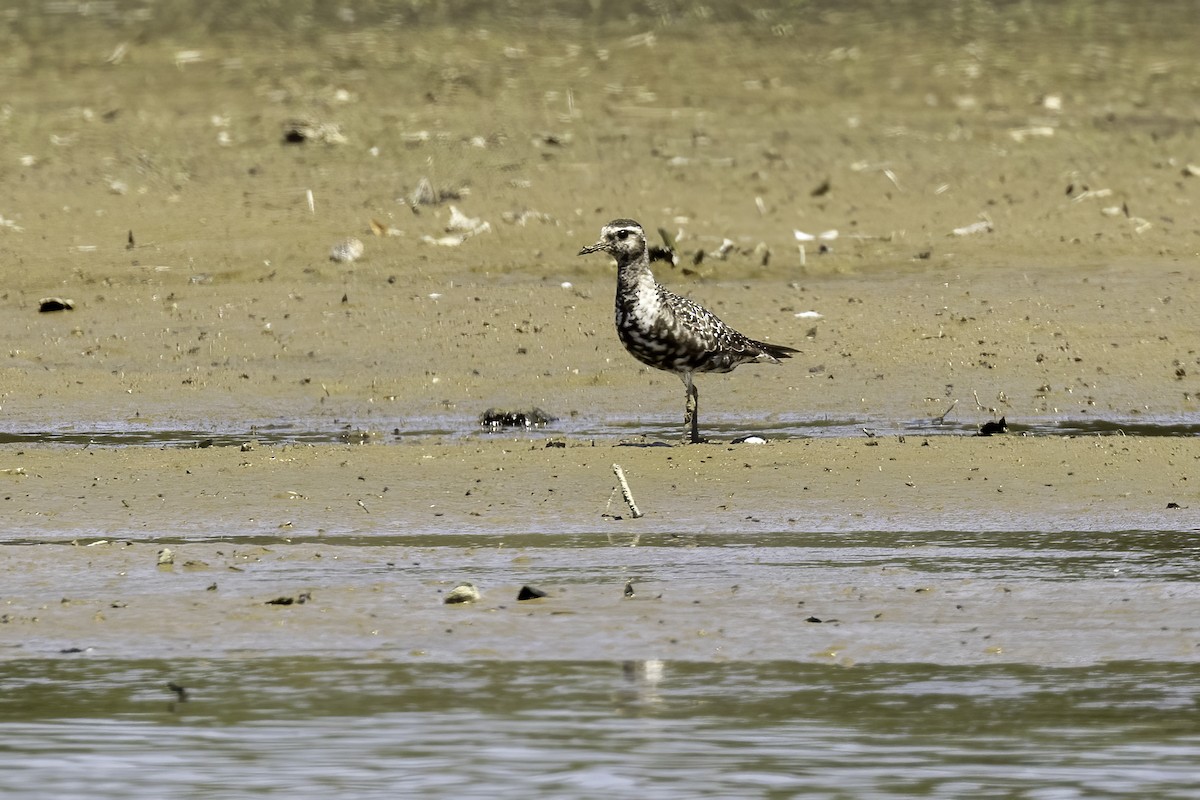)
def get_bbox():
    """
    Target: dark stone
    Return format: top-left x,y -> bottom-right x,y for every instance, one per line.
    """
38,298 -> 74,313
517,585 -> 548,601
